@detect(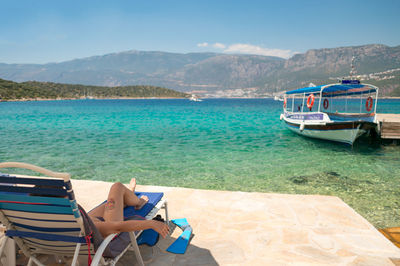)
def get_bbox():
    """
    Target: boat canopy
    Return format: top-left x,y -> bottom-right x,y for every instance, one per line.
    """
285,82 -> 377,97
